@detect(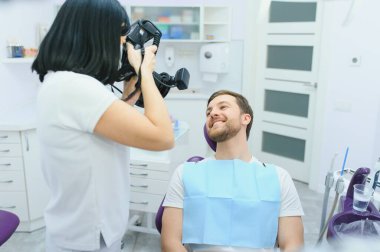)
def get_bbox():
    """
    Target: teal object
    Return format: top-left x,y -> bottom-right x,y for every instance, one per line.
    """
156,24 -> 169,39
182,160 -> 281,248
